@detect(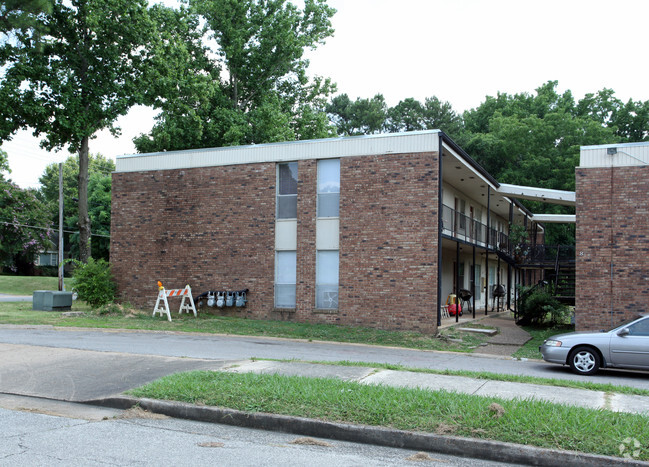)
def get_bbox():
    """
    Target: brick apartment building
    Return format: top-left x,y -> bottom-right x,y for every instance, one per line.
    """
111,131 -> 565,334
576,142 -> 649,331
